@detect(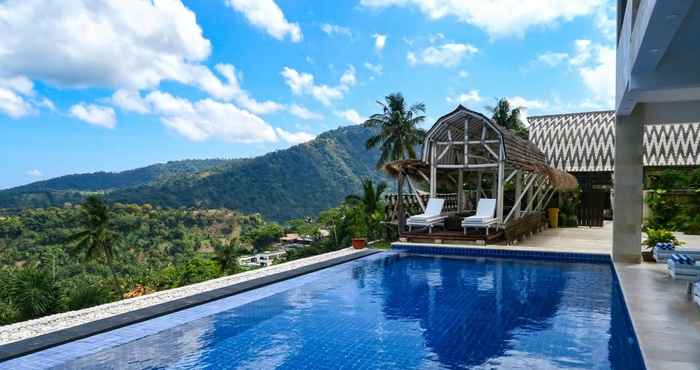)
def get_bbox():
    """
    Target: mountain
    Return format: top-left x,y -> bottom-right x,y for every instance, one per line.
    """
0,125 -> 390,221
